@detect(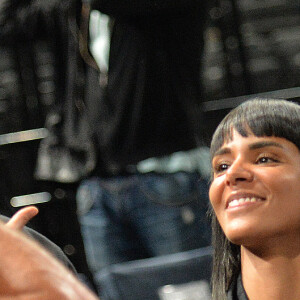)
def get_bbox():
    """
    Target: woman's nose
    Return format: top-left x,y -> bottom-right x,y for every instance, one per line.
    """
225,160 -> 253,186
